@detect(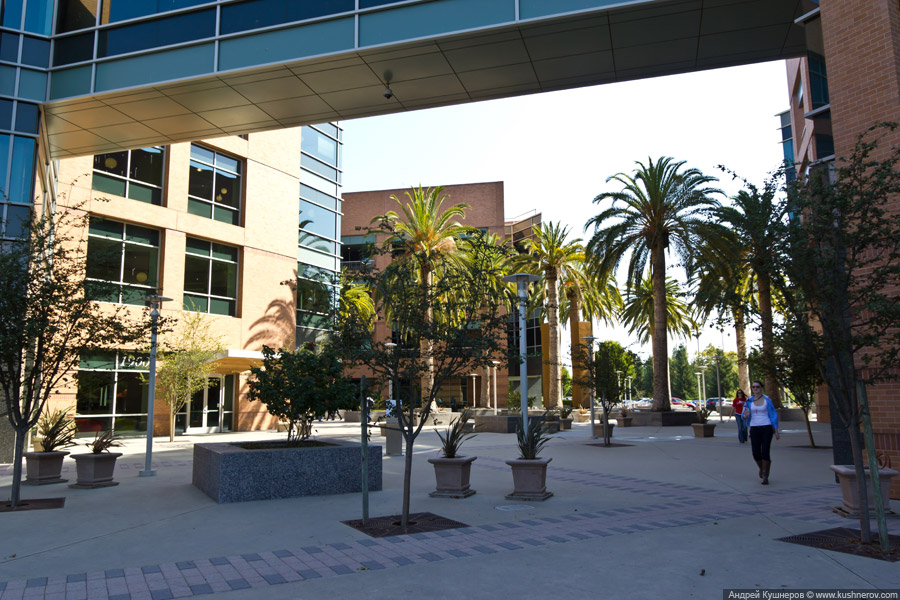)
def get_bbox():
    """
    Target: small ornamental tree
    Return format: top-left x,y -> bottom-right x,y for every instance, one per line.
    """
0,203 -> 147,508
248,343 -> 356,442
576,340 -> 632,446
154,311 -> 225,442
